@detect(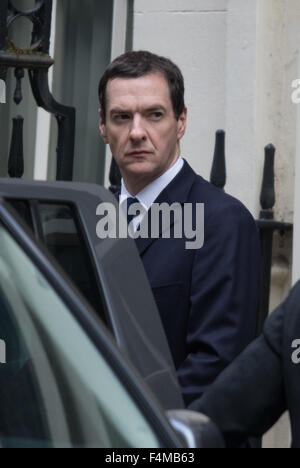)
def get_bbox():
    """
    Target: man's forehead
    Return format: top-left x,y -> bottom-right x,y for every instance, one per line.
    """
106,72 -> 171,106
